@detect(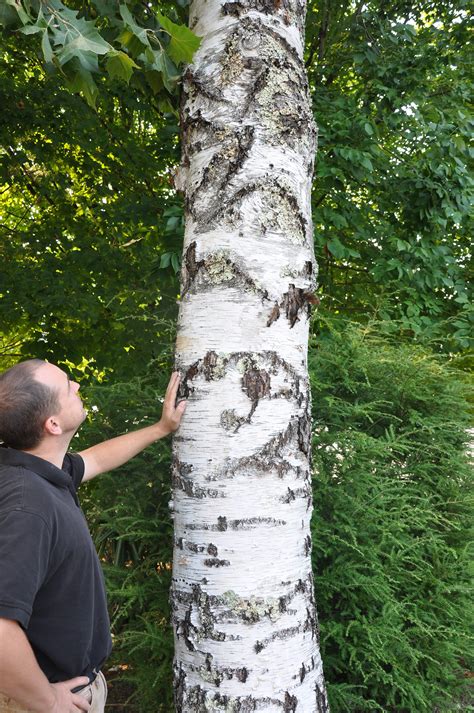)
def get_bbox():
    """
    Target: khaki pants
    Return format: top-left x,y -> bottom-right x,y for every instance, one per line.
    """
0,671 -> 107,713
